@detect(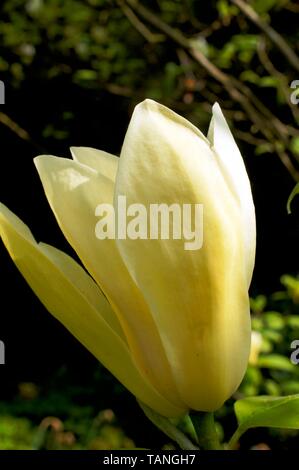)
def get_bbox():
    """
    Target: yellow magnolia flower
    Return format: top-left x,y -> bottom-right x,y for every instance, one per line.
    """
0,99 -> 255,417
